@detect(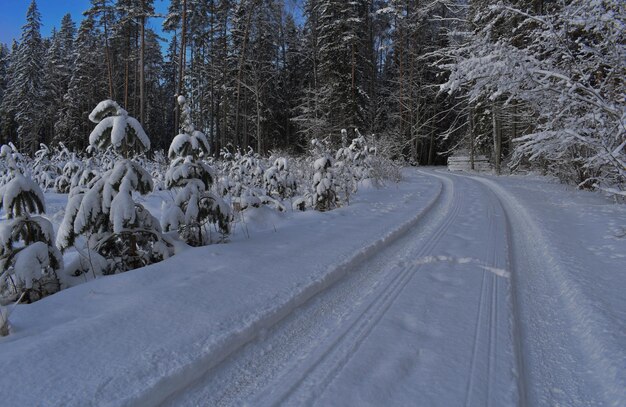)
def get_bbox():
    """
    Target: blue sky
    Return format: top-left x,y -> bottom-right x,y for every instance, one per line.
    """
0,0 -> 304,47
0,0 -> 170,46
